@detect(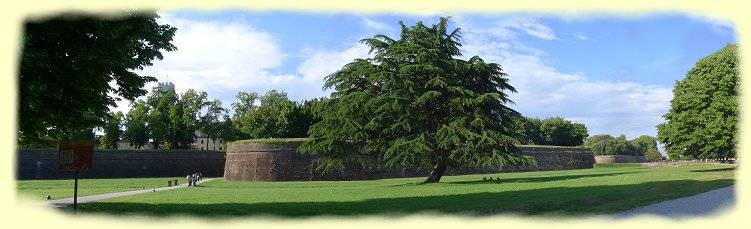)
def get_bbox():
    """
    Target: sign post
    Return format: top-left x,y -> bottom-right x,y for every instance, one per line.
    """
58,140 -> 93,214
